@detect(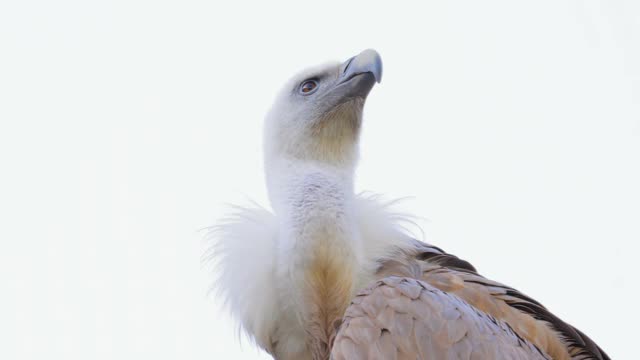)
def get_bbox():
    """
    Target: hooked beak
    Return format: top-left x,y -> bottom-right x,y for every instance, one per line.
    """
338,49 -> 383,85
312,49 -> 383,138
331,49 -> 382,100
